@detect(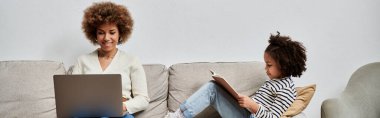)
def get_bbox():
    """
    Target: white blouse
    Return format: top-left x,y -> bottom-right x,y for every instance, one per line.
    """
71,49 -> 150,114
